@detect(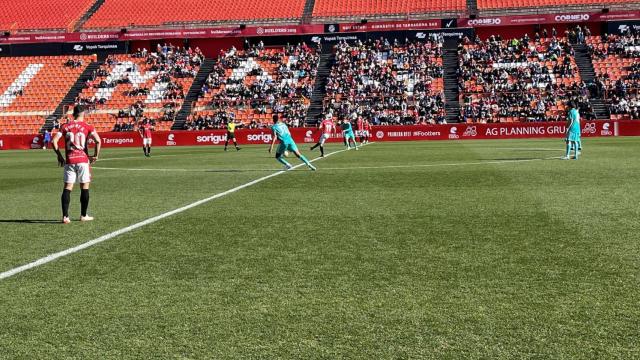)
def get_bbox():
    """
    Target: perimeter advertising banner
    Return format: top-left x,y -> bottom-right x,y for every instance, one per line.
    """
1,121 -> 634,150
459,10 -> 640,28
